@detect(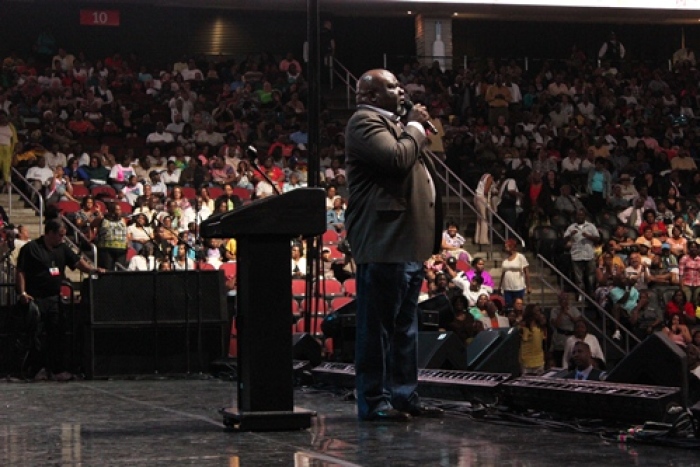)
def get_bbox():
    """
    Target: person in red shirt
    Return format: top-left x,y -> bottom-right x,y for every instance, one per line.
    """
67,110 -> 96,136
665,289 -> 697,325
638,209 -> 667,238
